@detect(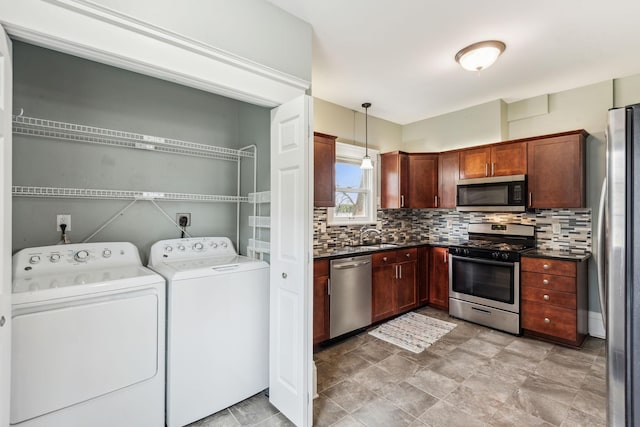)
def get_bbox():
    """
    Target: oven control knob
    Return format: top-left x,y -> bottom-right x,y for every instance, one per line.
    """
463,249 -> 470,255
501,253 -> 510,260
491,252 -> 499,259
